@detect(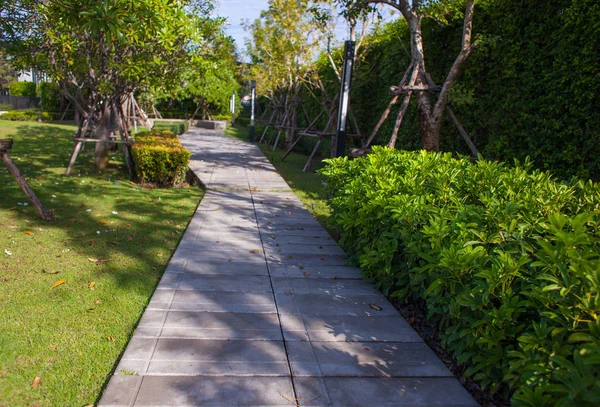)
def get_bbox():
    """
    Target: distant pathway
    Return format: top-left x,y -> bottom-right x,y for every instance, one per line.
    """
99,128 -> 476,406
